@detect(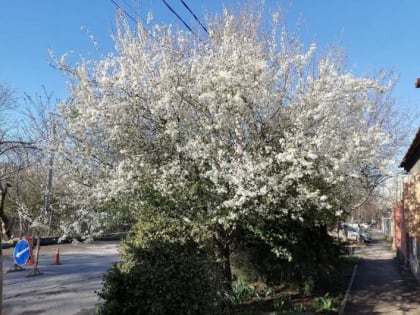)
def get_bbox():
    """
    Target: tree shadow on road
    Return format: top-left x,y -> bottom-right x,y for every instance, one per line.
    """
344,255 -> 420,314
